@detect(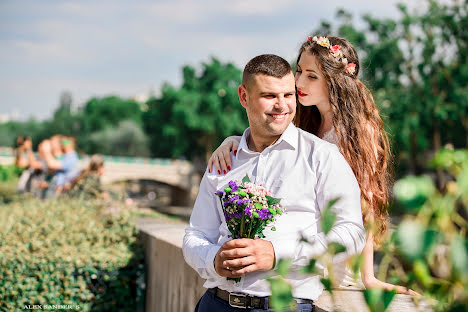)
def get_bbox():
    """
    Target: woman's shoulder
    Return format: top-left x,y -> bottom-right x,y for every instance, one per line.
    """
296,127 -> 339,152
322,128 -> 339,145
